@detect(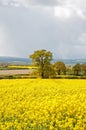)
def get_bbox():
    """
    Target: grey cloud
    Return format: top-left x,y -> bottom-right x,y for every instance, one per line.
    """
0,6 -> 86,58
29,0 -> 58,6
0,0 -> 59,7
0,0 -> 86,9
